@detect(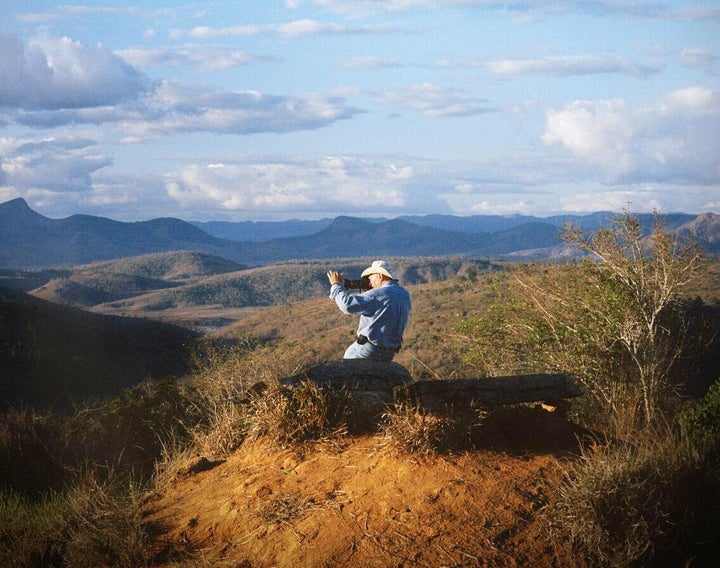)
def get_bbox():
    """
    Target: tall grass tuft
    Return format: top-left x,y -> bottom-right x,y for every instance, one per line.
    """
247,380 -> 350,448
547,416 -> 720,567
0,473 -> 148,568
186,337 -> 311,456
381,402 -> 475,455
